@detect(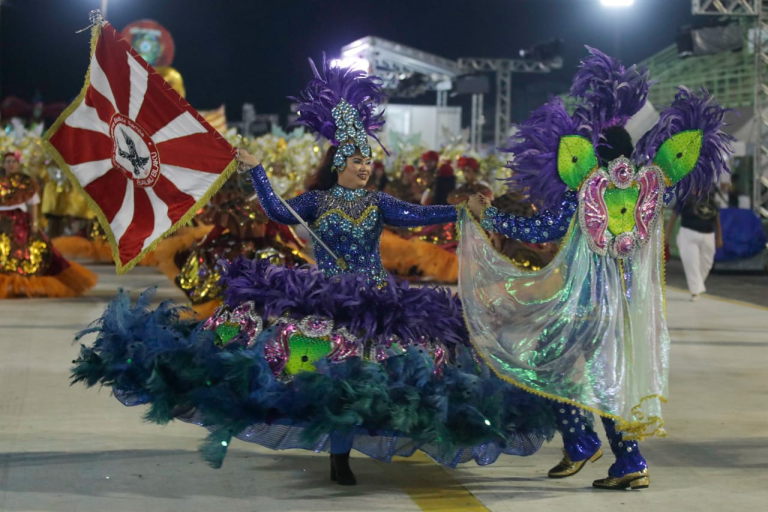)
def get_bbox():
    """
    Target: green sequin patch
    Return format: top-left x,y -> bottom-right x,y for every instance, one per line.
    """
557,136 -> 598,190
653,130 -> 703,185
284,334 -> 332,375
215,323 -> 241,346
604,186 -> 639,236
